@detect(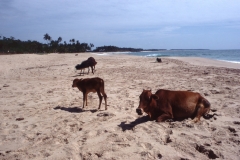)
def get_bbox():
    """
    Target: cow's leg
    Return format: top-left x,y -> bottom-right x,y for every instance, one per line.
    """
97,90 -> 103,109
156,114 -> 173,122
192,106 -> 205,123
90,66 -> 94,74
80,69 -> 83,75
102,92 -> 107,110
82,93 -> 85,108
192,106 -> 202,123
87,67 -> 90,74
85,93 -> 88,106
192,99 -> 211,123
